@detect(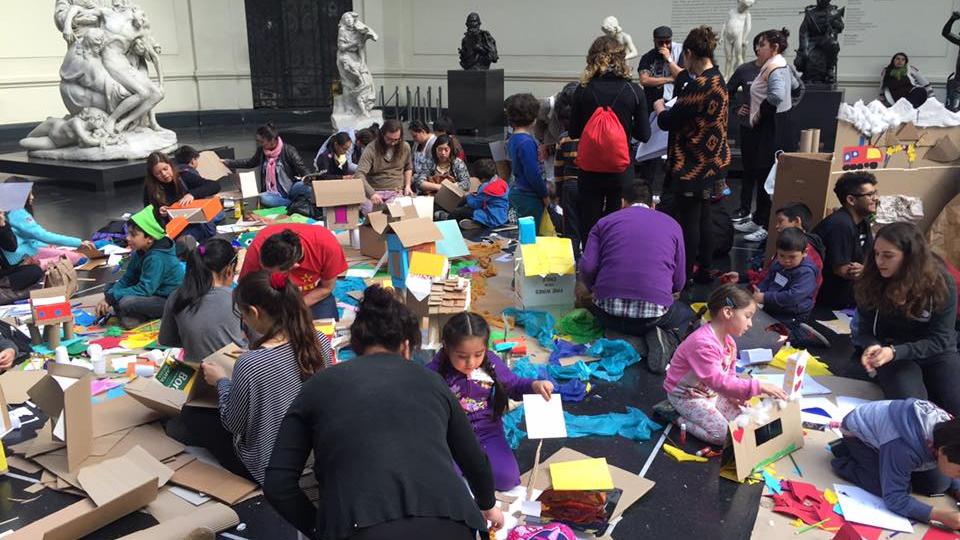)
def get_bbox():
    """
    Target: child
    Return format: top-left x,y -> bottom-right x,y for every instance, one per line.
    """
0,210 -> 43,305
145,151 -> 221,242
663,284 -> 788,445
831,398 -> 960,530
446,159 -> 509,230
553,82 -> 583,253
427,312 -> 554,491
754,227 -> 829,347
505,93 -> 549,230
2,179 -> 94,269
201,271 -> 333,483
95,206 -> 184,329
159,237 -> 246,362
